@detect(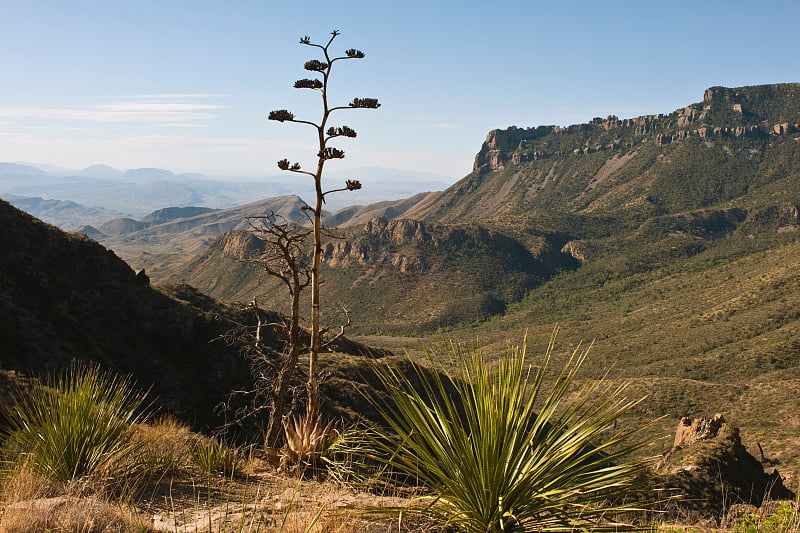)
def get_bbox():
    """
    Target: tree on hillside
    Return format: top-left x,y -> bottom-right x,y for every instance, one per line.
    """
267,31 -> 380,437
221,213 -> 312,450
